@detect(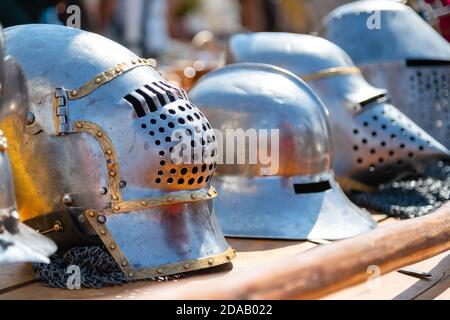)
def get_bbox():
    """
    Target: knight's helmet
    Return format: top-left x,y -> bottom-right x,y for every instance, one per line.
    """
189,63 -> 376,240
2,24 -> 234,278
0,25 -> 56,264
321,0 -> 450,149
227,32 -> 450,190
